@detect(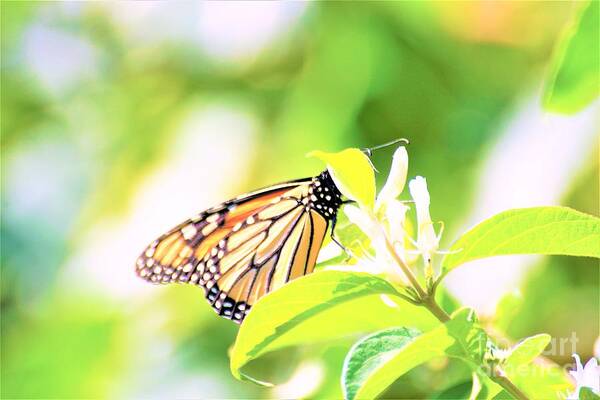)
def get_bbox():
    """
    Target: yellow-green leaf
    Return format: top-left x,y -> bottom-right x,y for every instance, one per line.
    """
580,387 -> 600,400
342,327 -> 422,400
505,334 -> 551,367
308,148 -> 376,210
442,207 -> 600,273
229,270 -> 438,385
346,309 -> 484,400
505,363 -> 573,399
